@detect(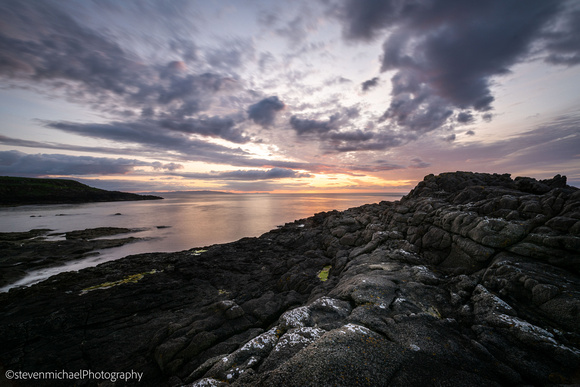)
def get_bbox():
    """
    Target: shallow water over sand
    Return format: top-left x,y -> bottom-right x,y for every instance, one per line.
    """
0,192 -> 403,290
